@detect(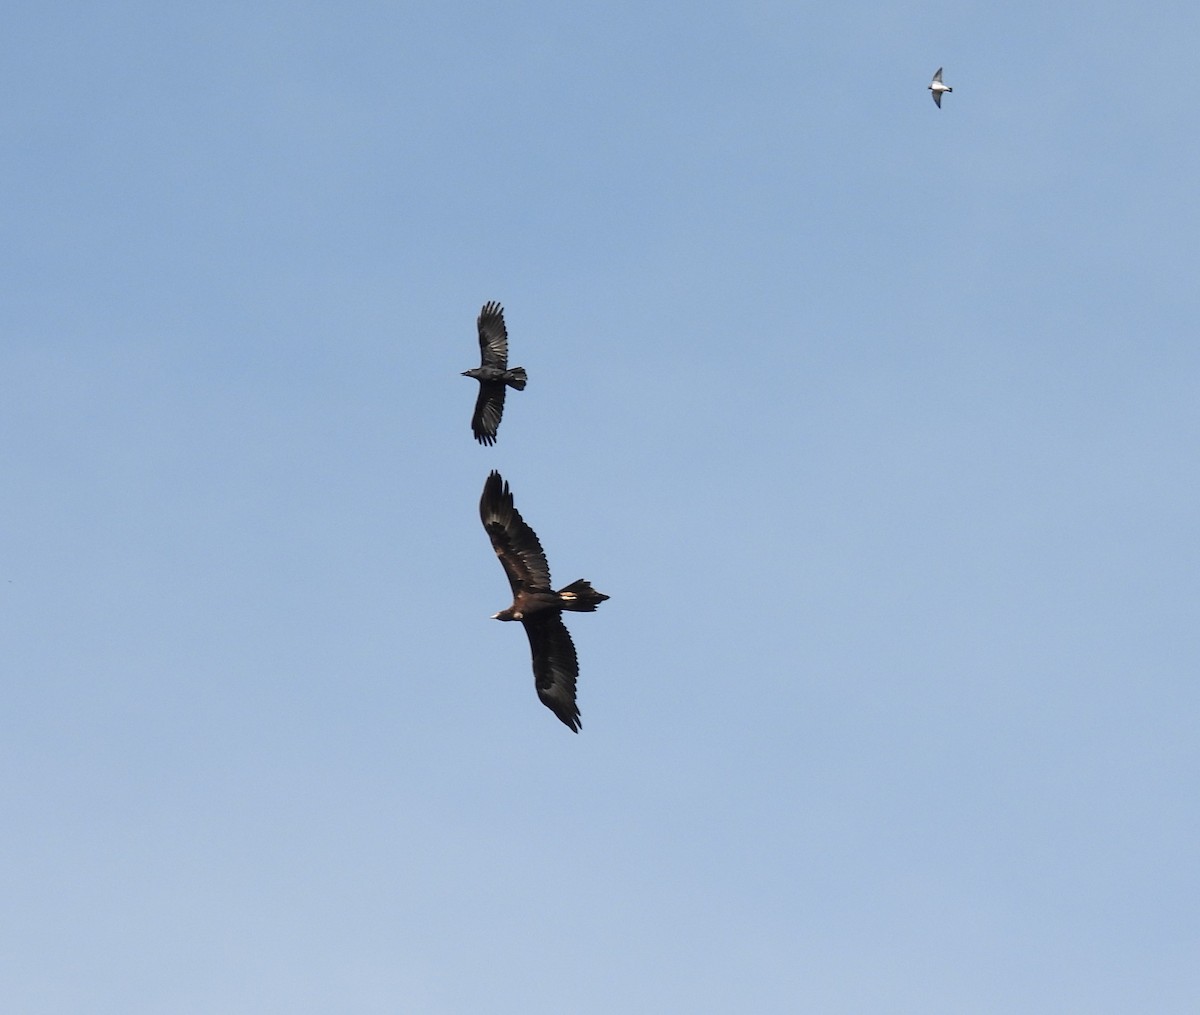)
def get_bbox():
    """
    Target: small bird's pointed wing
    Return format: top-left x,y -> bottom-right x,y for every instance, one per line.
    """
932,90 -> 943,107
932,67 -> 943,83
523,613 -> 581,731
480,470 -> 552,596
471,384 -> 506,445
477,301 -> 509,369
